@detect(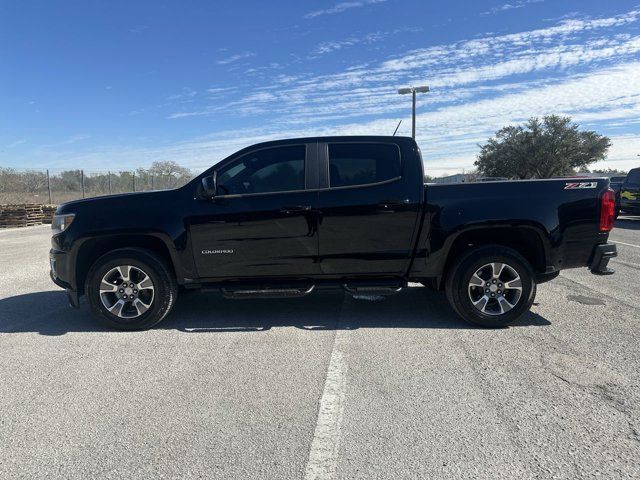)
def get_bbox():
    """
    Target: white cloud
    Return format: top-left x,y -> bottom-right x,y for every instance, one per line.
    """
310,27 -> 420,57
483,0 -> 544,16
591,134 -> 640,171
159,60 -> 640,175
168,9 -> 640,126
18,9 -> 640,176
305,0 -> 386,19
167,87 -> 197,101
312,32 -> 388,56
413,62 -> 640,172
60,134 -> 91,145
216,52 -> 255,65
